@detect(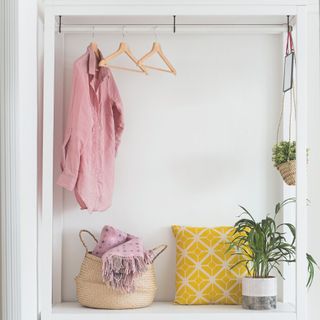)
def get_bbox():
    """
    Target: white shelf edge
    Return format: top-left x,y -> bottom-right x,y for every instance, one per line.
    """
52,302 -> 296,320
